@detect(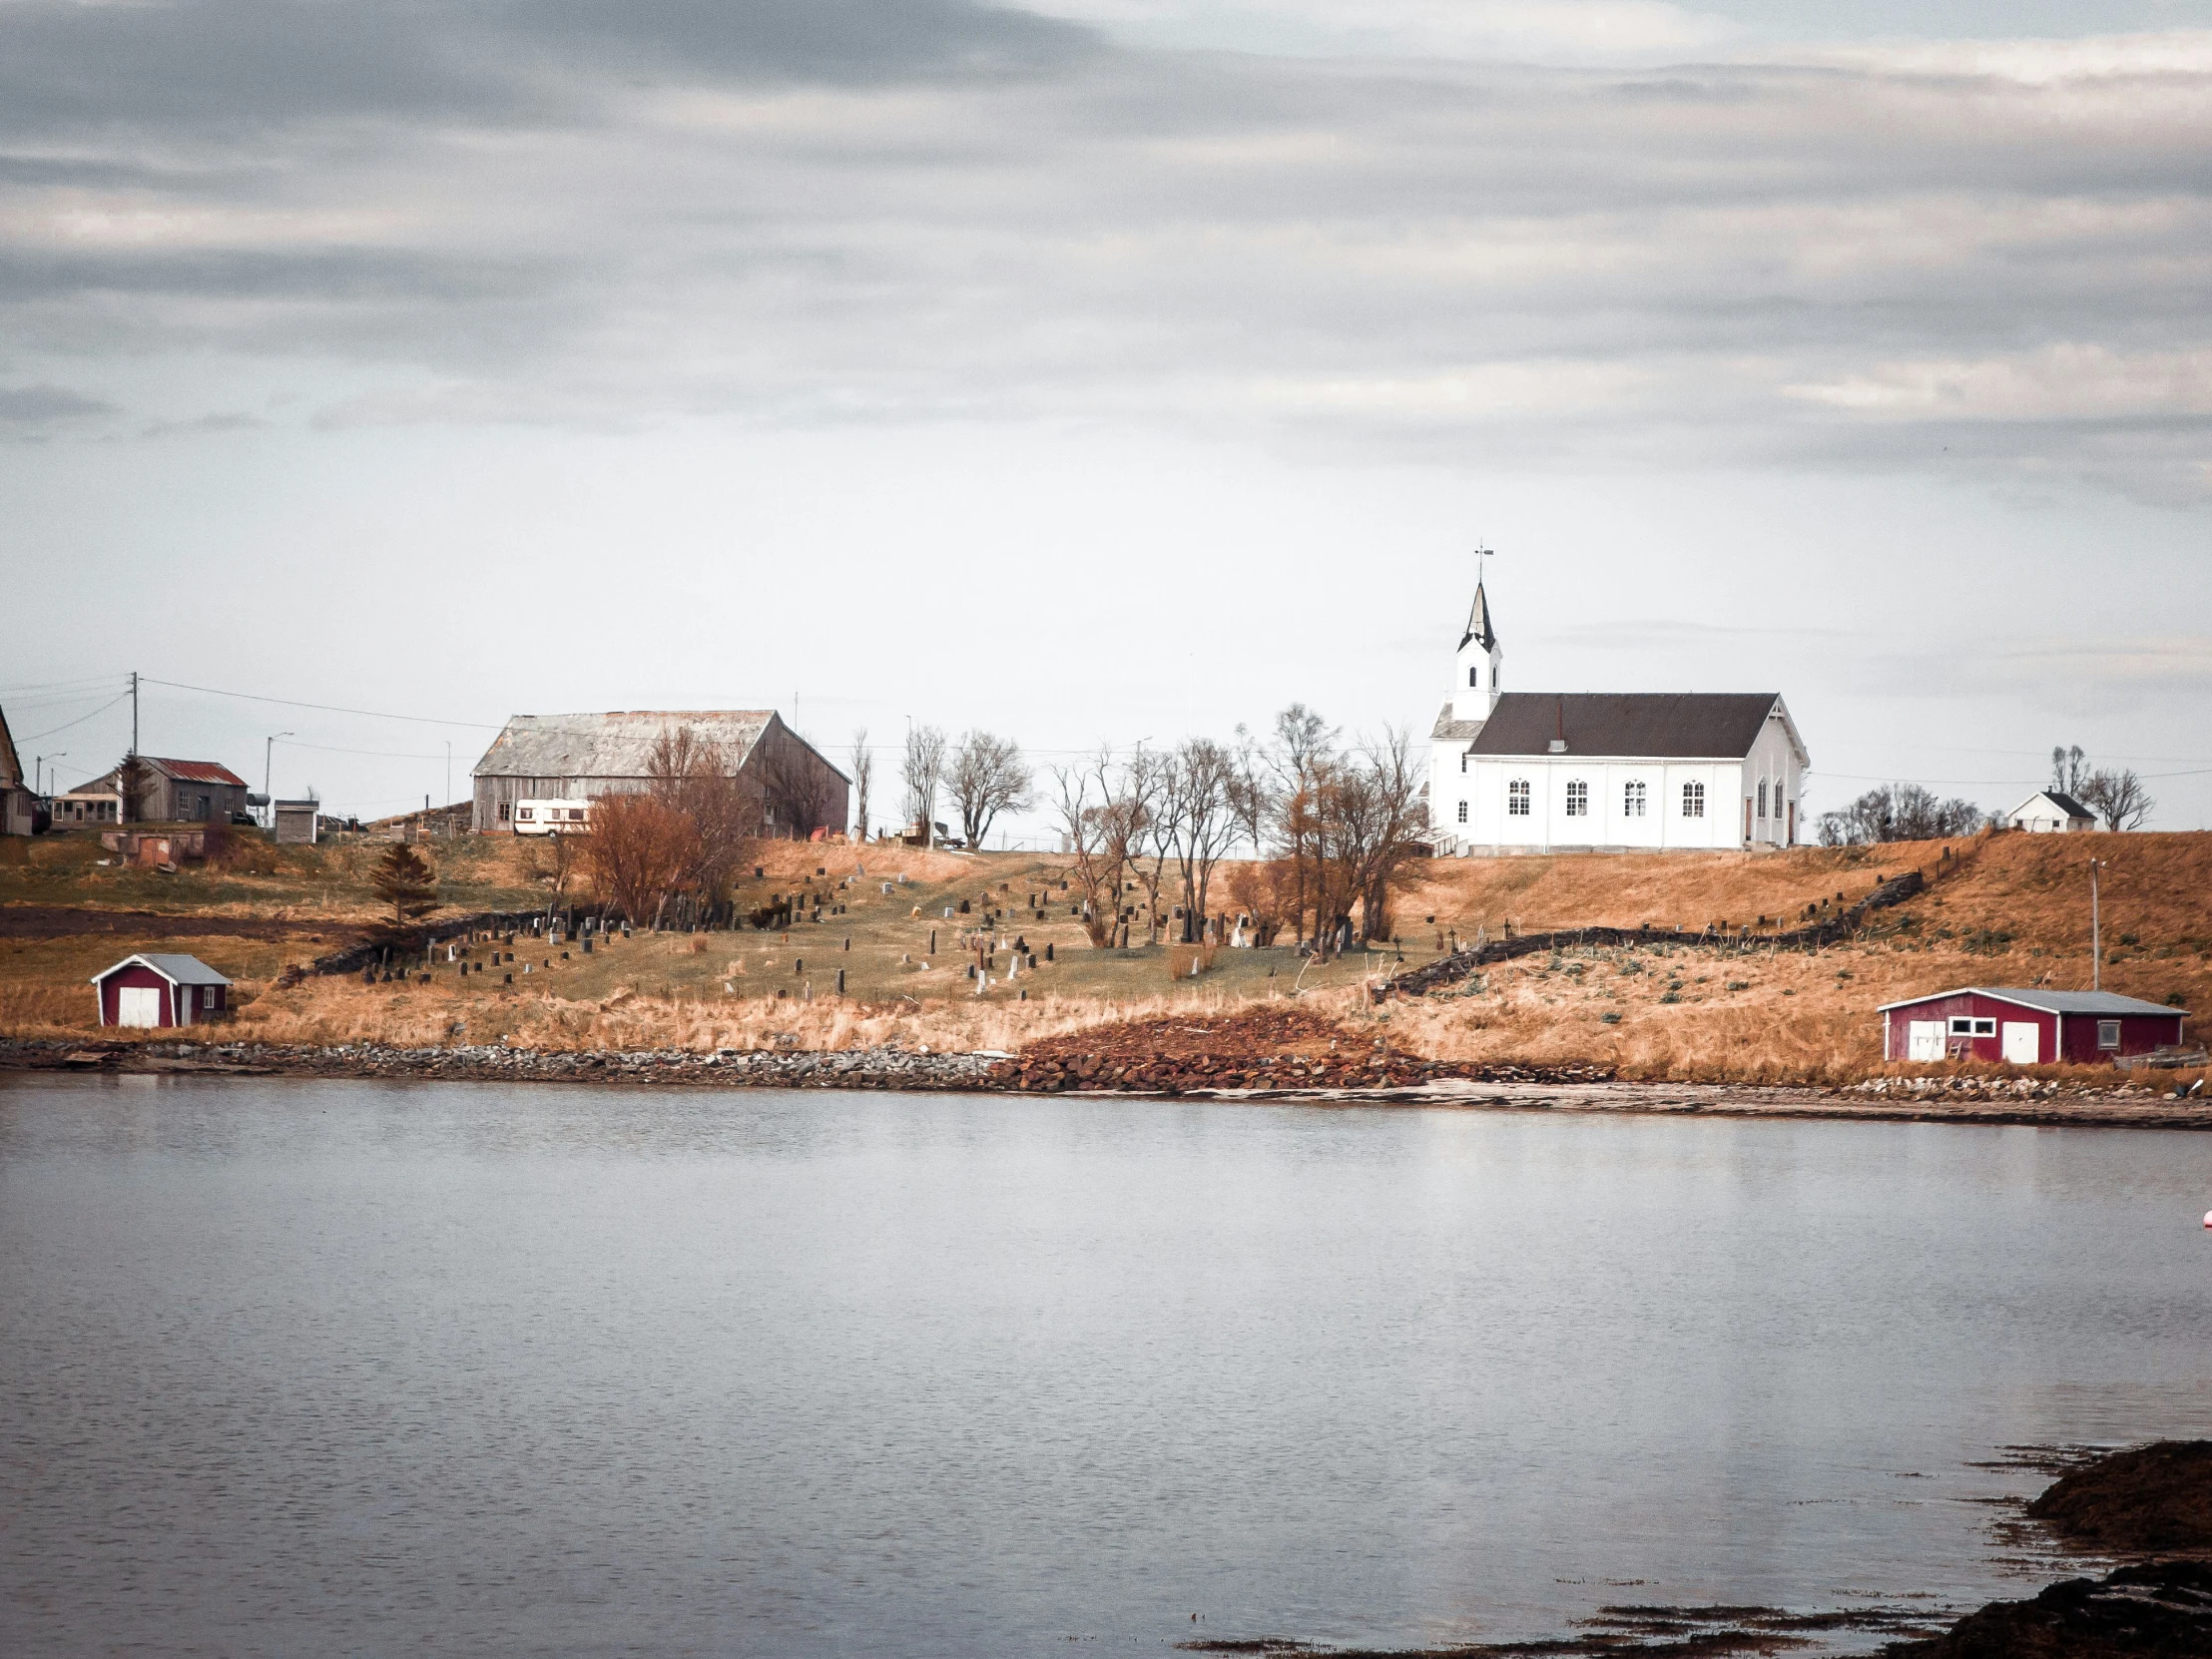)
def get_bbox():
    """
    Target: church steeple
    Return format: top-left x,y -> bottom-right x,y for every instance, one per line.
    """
1460,579 -> 1496,653
1448,562 -> 1503,726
